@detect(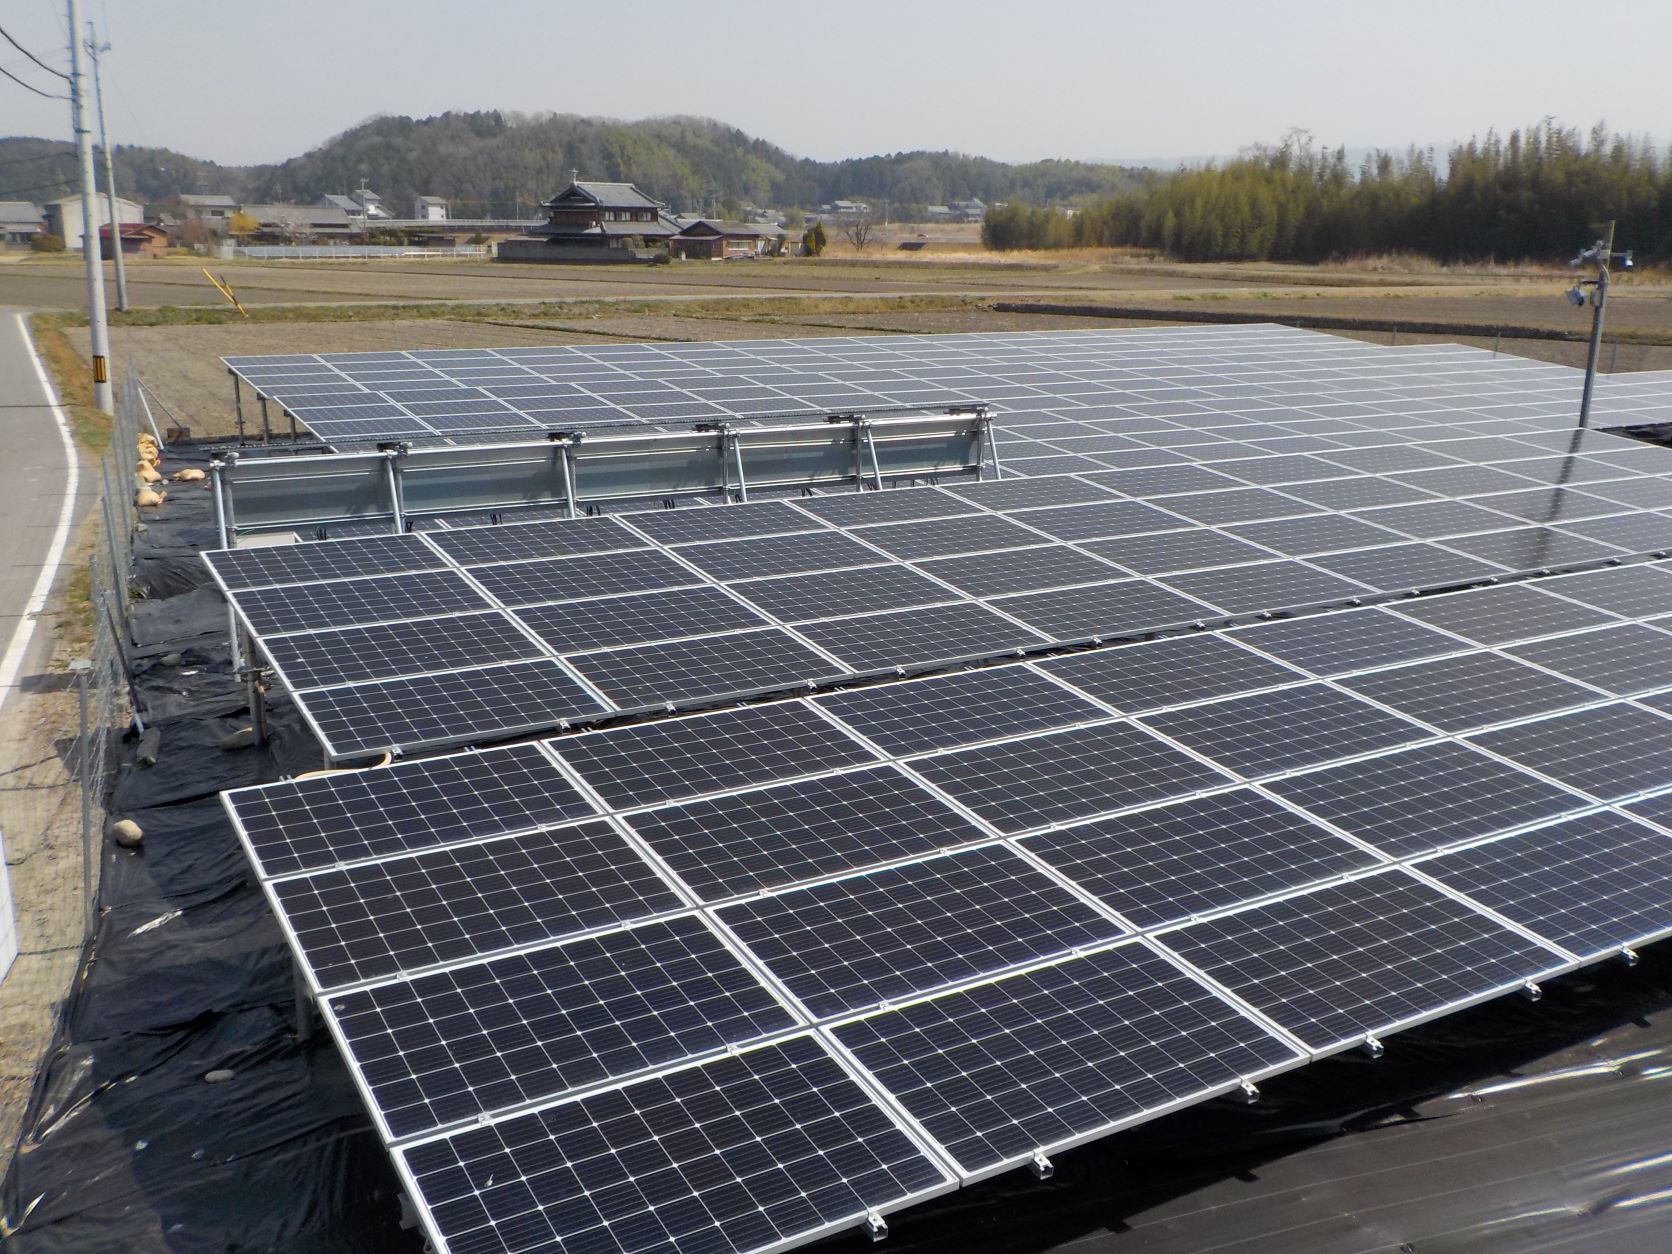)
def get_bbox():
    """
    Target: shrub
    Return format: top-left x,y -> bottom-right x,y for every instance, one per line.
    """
31,233 -> 65,254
